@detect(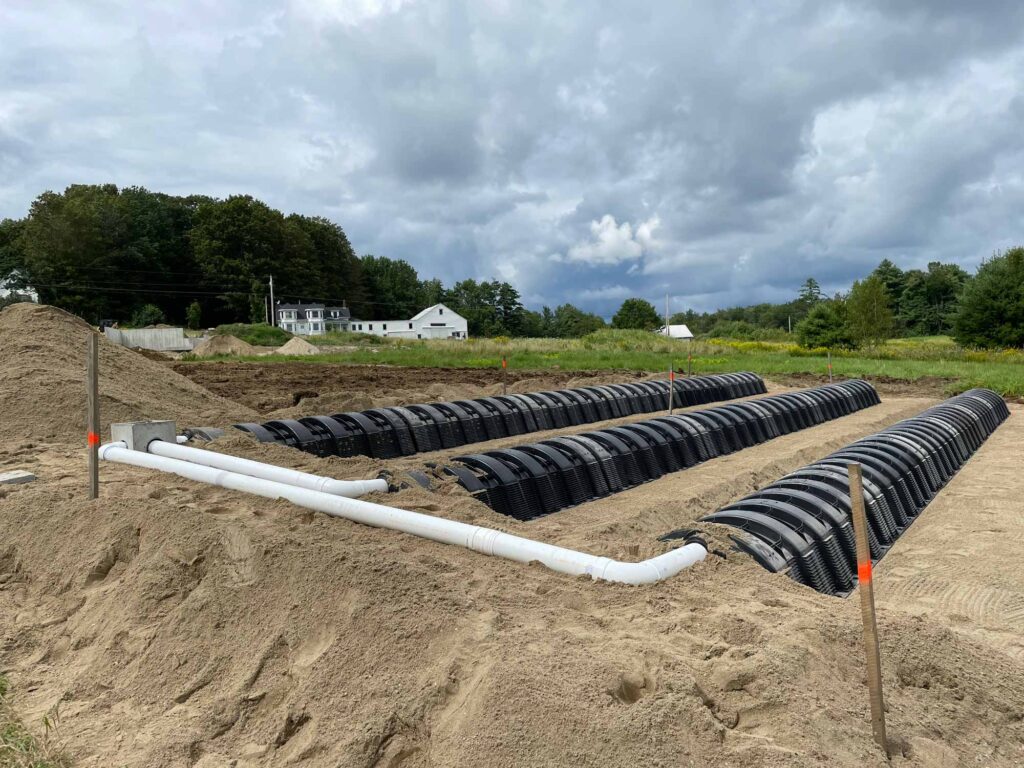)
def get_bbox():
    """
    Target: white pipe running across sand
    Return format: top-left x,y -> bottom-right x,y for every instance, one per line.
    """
146,439 -> 389,498
99,441 -> 708,585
